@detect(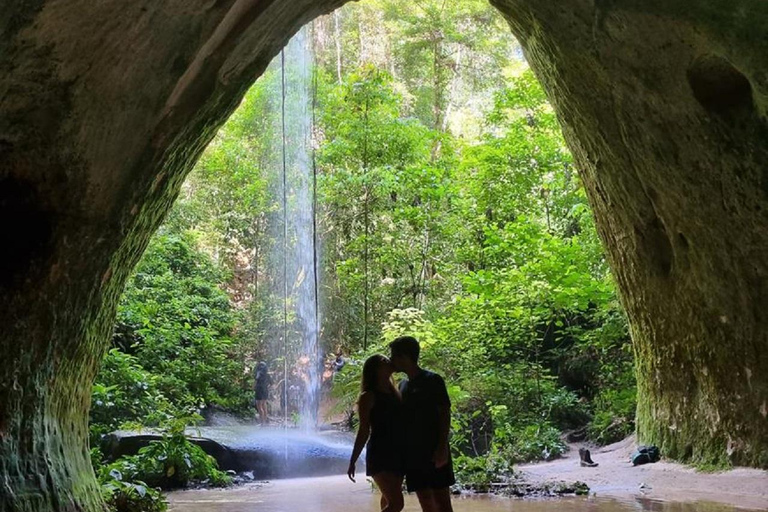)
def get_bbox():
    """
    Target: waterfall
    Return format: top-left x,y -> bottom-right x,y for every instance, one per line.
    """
263,25 -> 321,431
